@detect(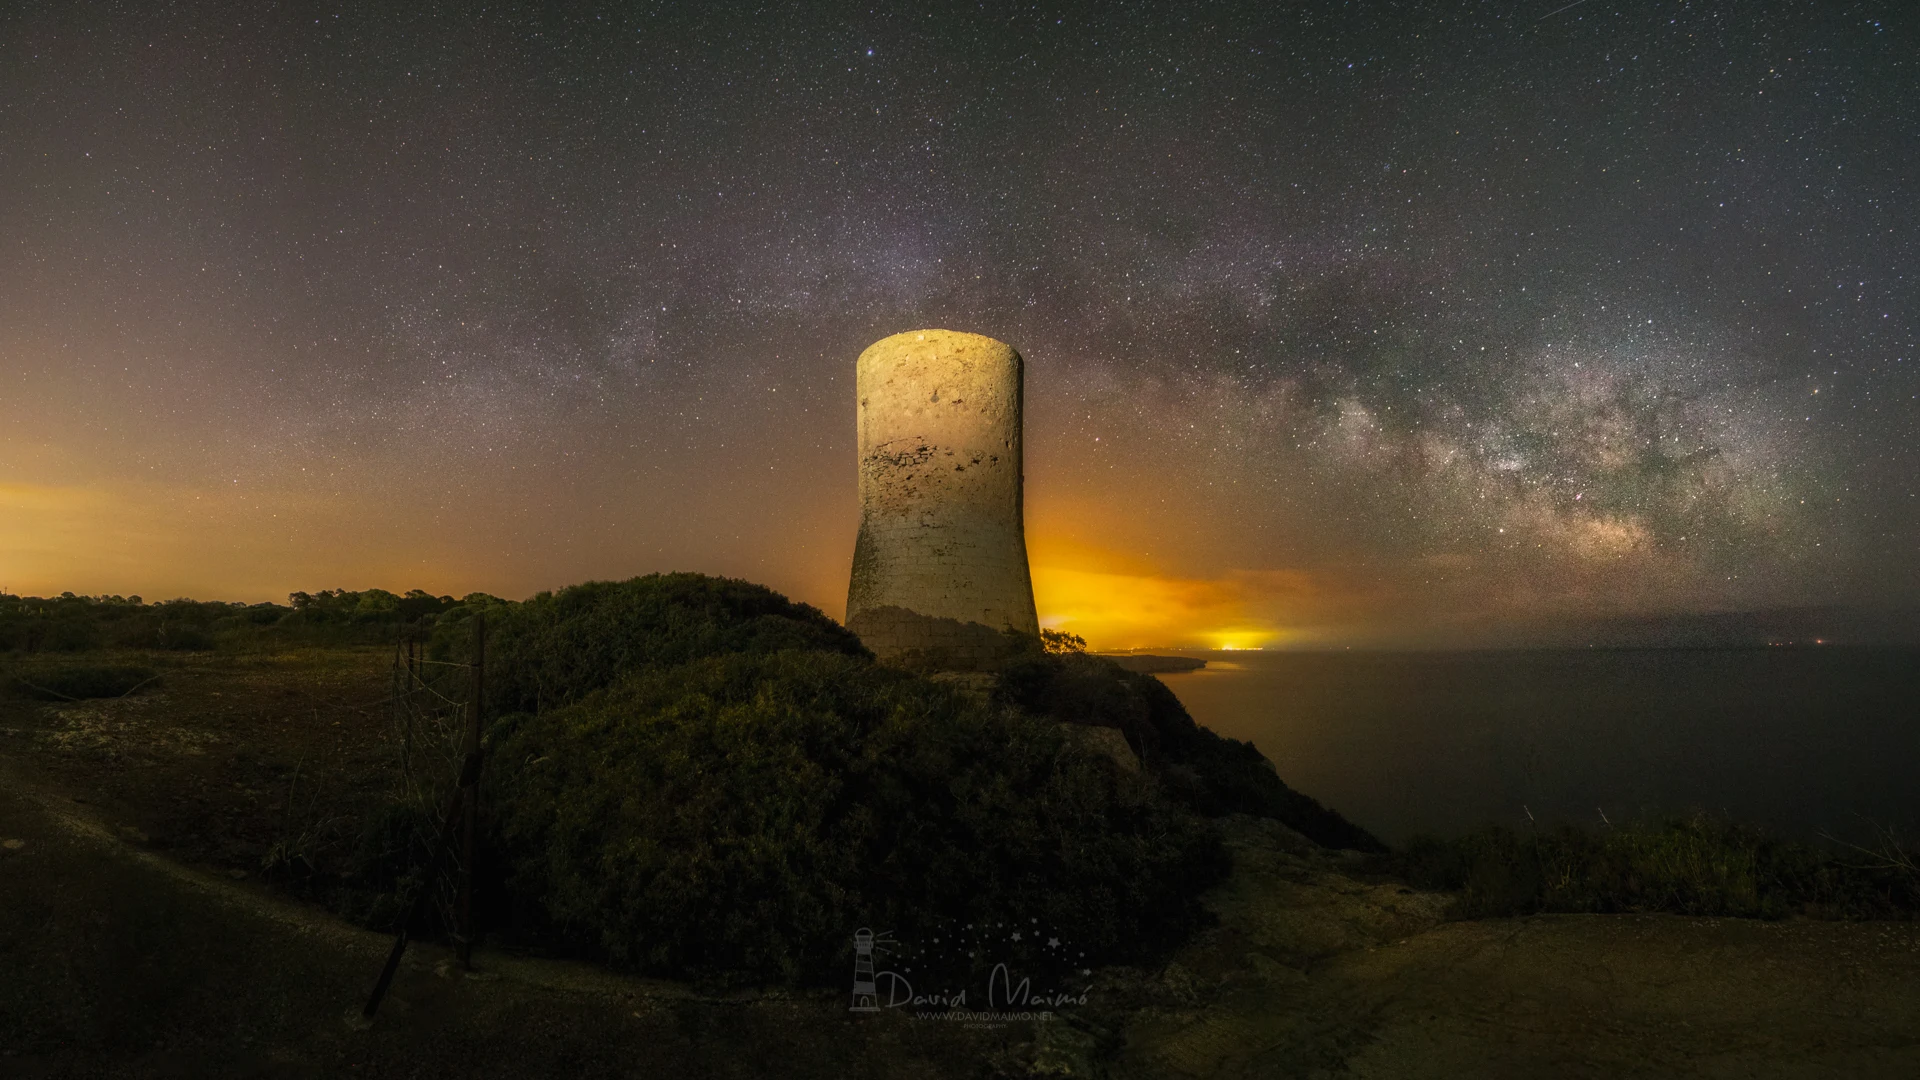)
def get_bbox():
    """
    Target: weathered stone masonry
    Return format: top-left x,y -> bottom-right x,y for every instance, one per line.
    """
844,329 -> 1040,668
